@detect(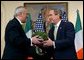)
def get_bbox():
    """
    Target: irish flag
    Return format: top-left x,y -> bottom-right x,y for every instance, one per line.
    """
25,13 -> 32,39
75,9 -> 83,59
